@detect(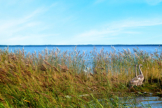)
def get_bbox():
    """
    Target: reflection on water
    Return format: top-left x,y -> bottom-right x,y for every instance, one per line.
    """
121,96 -> 162,108
135,96 -> 162,108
